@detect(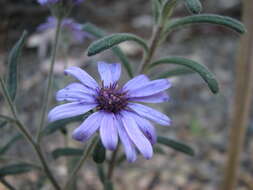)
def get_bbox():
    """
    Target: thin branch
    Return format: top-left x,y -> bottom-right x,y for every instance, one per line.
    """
37,18 -> 62,142
0,178 -> 17,190
0,77 -> 61,190
107,144 -> 120,180
63,137 -> 99,190
0,114 -> 16,122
